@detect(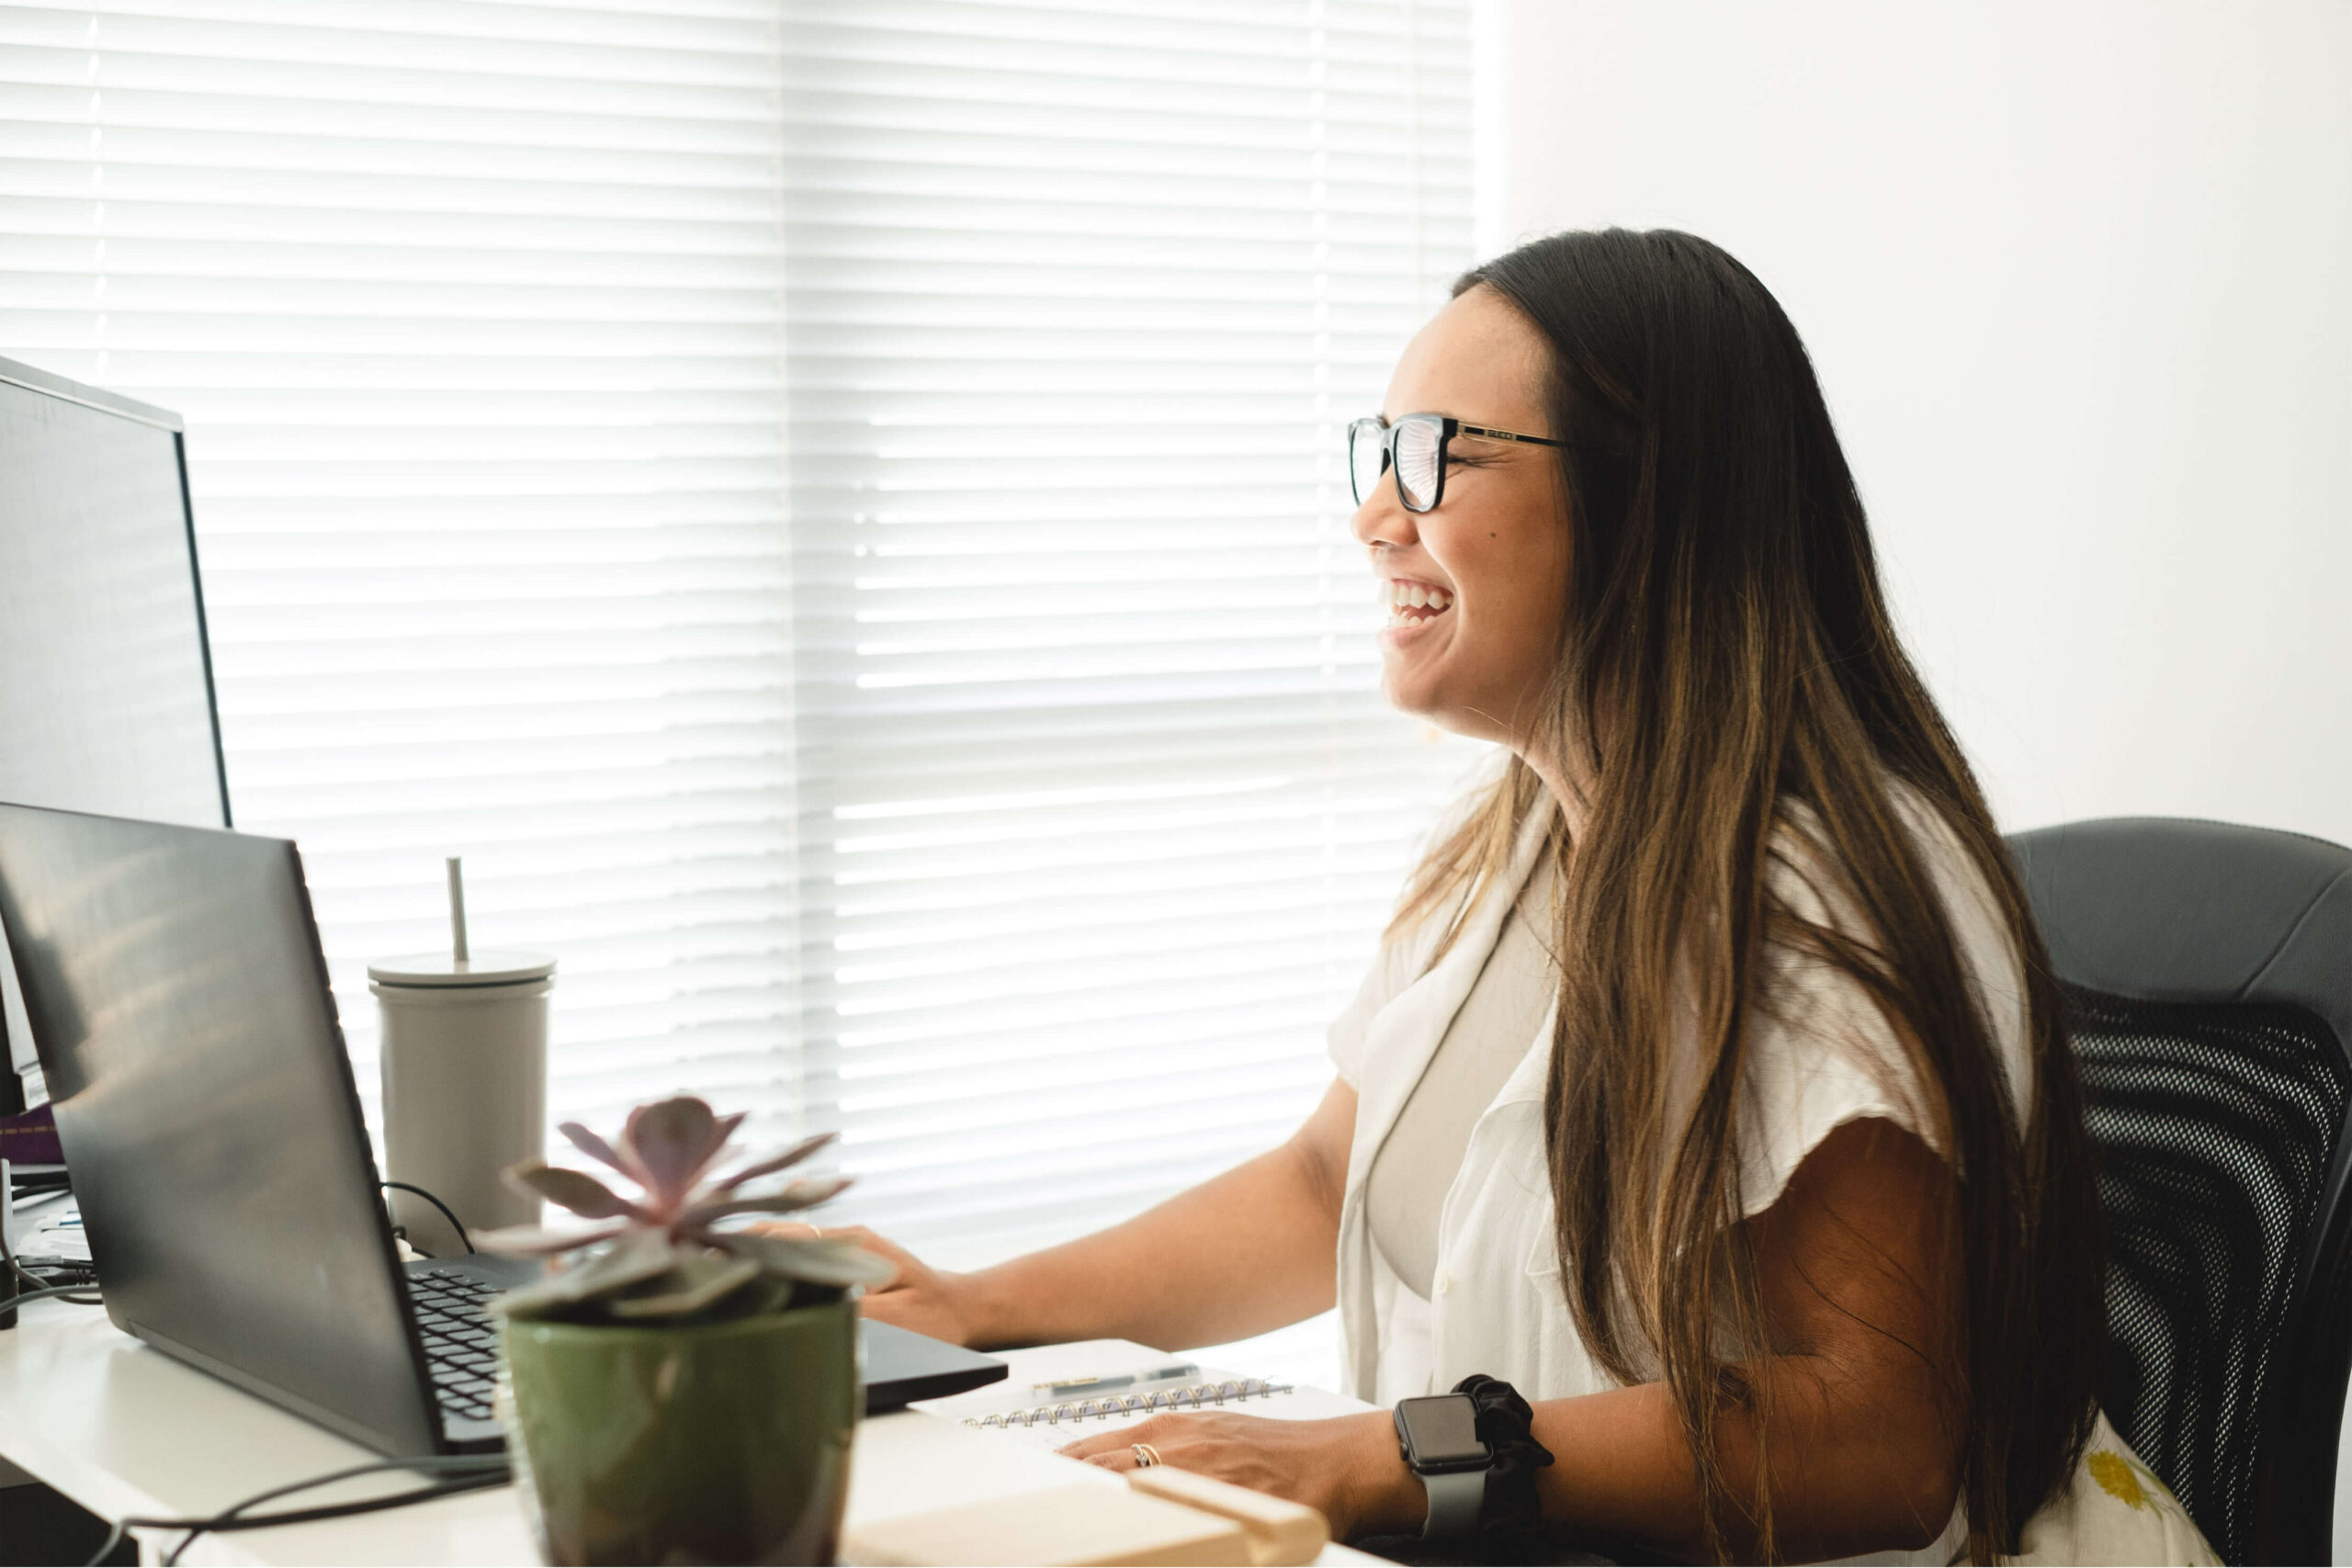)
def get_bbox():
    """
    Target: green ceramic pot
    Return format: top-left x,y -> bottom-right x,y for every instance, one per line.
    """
502,1294 -> 859,1566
